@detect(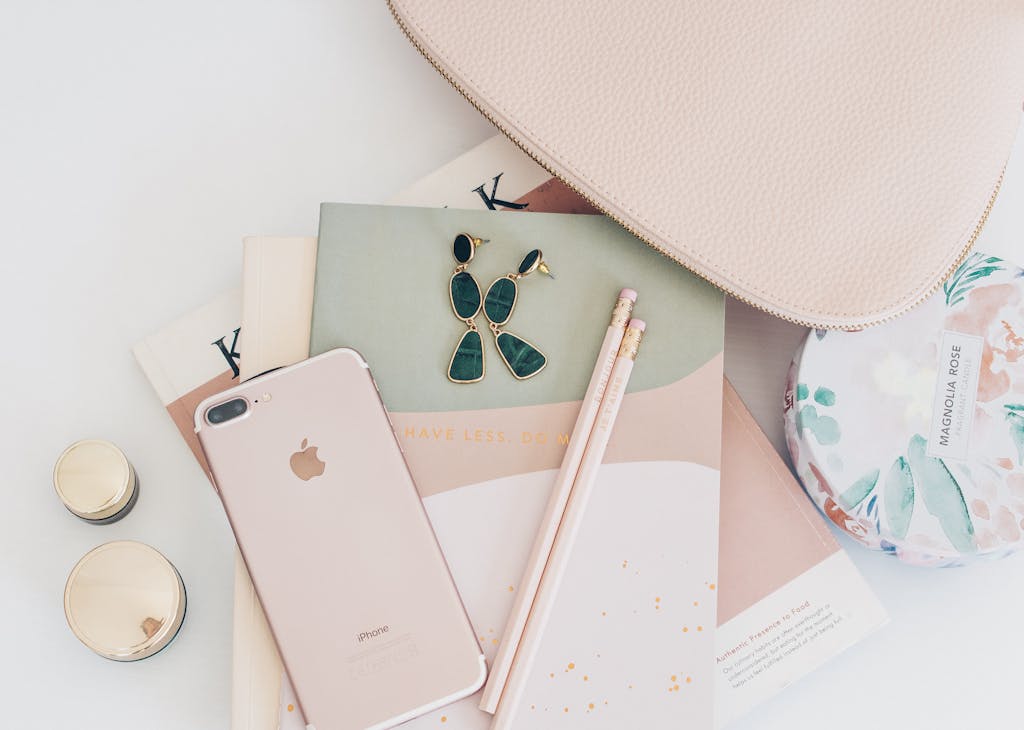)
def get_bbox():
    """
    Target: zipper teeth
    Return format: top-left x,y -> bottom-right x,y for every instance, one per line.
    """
387,1 -> 1004,331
